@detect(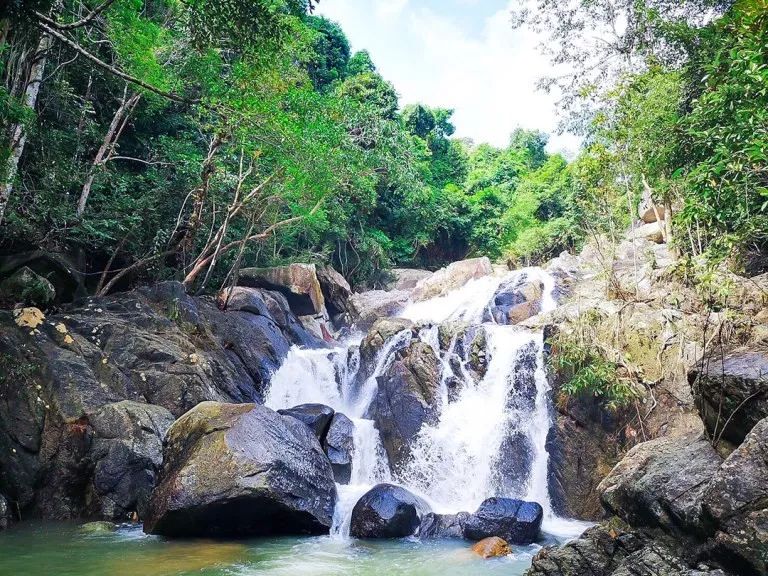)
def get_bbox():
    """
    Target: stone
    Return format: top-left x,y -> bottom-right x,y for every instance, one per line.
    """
486,274 -> 543,325
322,412 -> 355,484
79,521 -> 118,534
463,497 -> 544,545
0,266 -> 56,307
277,403 -> 335,444
411,257 -> 493,302
359,317 -> 415,376
690,348 -> 768,445
348,290 -> 410,329
316,265 -> 352,316
386,268 -> 433,291
239,263 -> 326,316
703,417 -> 768,575
349,483 -> 431,539
144,402 -> 337,537
472,536 -> 512,558
370,341 -> 440,471
419,512 -> 469,539
0,495 -> 11,530
598,434 -> 722,537
639,200 -> 666,224
633,222 -> 665,244
87,401 -> 175,520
